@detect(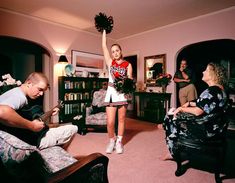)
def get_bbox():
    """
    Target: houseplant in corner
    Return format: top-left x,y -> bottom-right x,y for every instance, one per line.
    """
155,73 -> 172,93
0,74 -> 22,94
